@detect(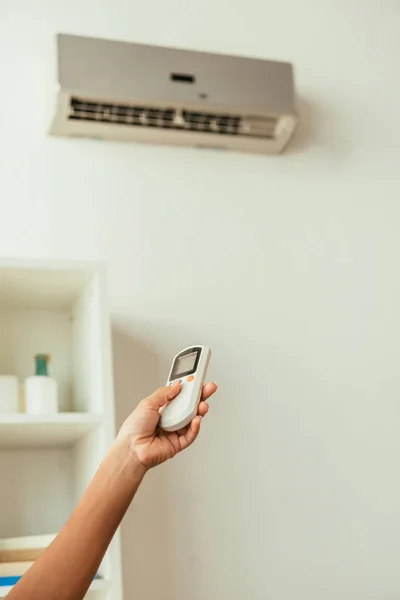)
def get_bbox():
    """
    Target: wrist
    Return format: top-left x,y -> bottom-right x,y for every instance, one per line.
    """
104,439 -> 147,489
